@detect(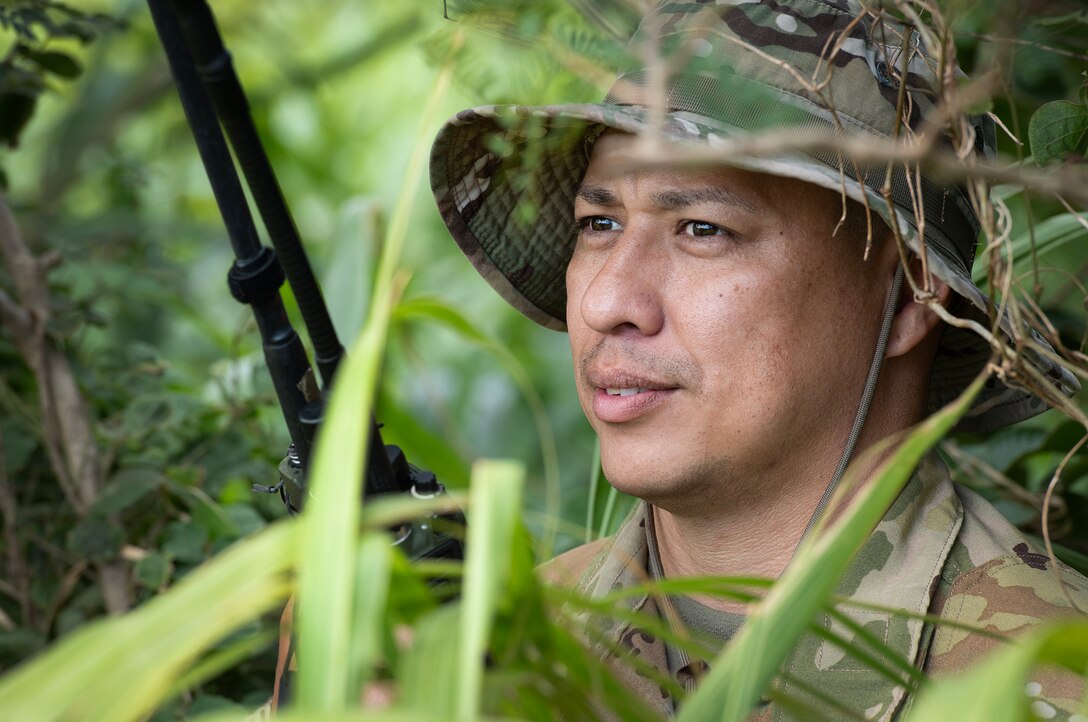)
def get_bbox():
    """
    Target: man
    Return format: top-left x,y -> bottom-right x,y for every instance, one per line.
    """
428,0 -> 1087,719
